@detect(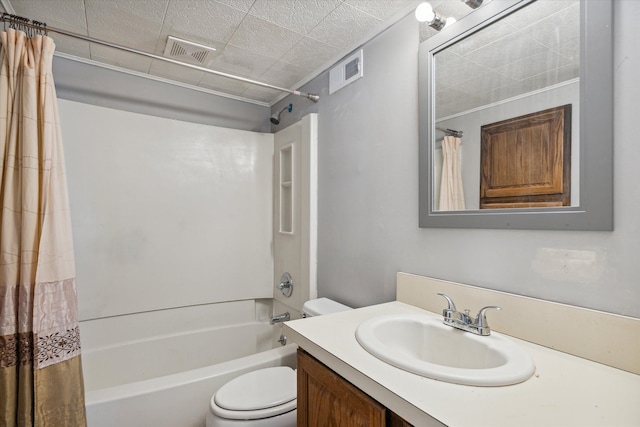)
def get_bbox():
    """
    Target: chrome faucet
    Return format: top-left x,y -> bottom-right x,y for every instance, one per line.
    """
270,312 -> 290,324
437,293 -> 501,336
